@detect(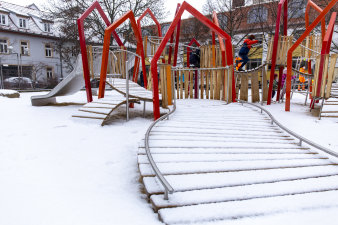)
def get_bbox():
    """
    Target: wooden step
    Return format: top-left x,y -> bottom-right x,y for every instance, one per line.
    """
138,147 -> 313,155
158,190 -> 338,224
151,175 -> 338,210
139,140 -> 302,149
72,111 -> 106,119
137,153 -> 324,164
142,165 -> 338,194
139,159 -> 335,176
